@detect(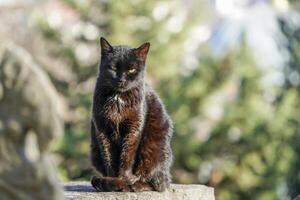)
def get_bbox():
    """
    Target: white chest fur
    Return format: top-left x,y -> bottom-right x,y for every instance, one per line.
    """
104,94 -> 126,122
